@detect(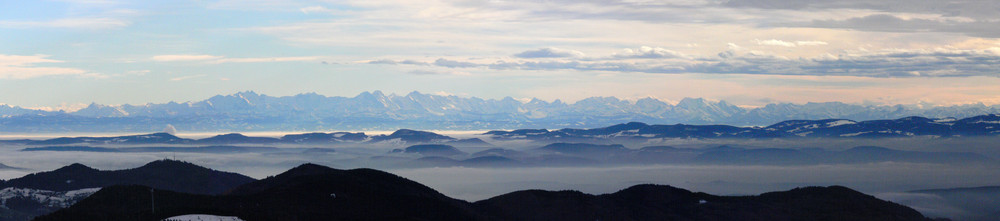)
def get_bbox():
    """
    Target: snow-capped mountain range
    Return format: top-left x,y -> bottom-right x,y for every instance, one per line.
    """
2,91 -> 999,132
